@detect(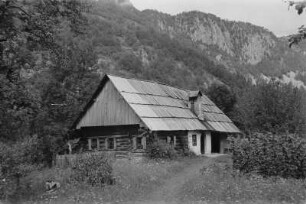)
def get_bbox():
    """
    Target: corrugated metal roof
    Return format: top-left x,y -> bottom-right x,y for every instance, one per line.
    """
130,104 -> 197,118
204,121 -> 240,133
109,75 -> 207,131
203,112 -> 232,122
201,95 -> 216,105
121,93 -> 187,108
107,75 -> 240,133
201,105 -> 223,113
142,118 -> 207,131
199,94 -> 240,133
